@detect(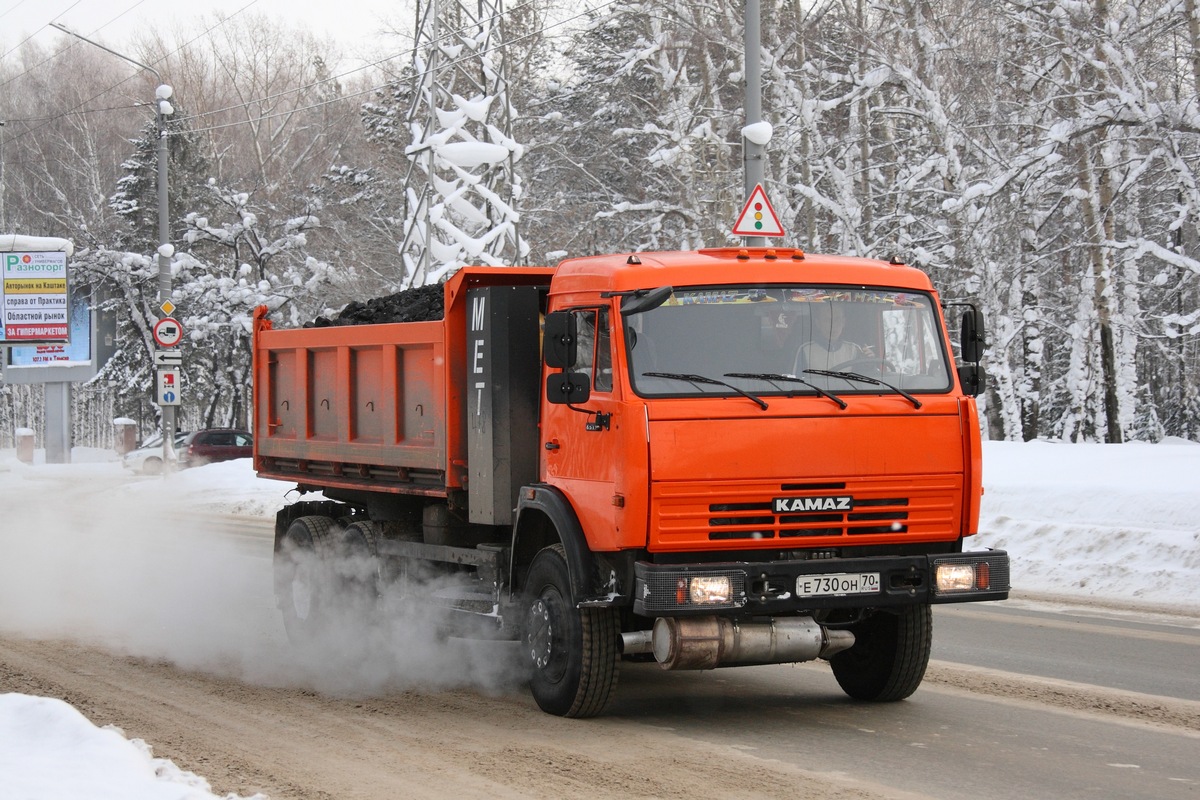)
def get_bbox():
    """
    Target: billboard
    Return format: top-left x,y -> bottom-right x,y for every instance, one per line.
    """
2,249 -> 70,345
7,294 -> 92,366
